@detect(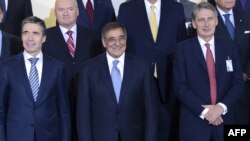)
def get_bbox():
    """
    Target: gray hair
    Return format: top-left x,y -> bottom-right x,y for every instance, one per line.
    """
192,2 -> 218,20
